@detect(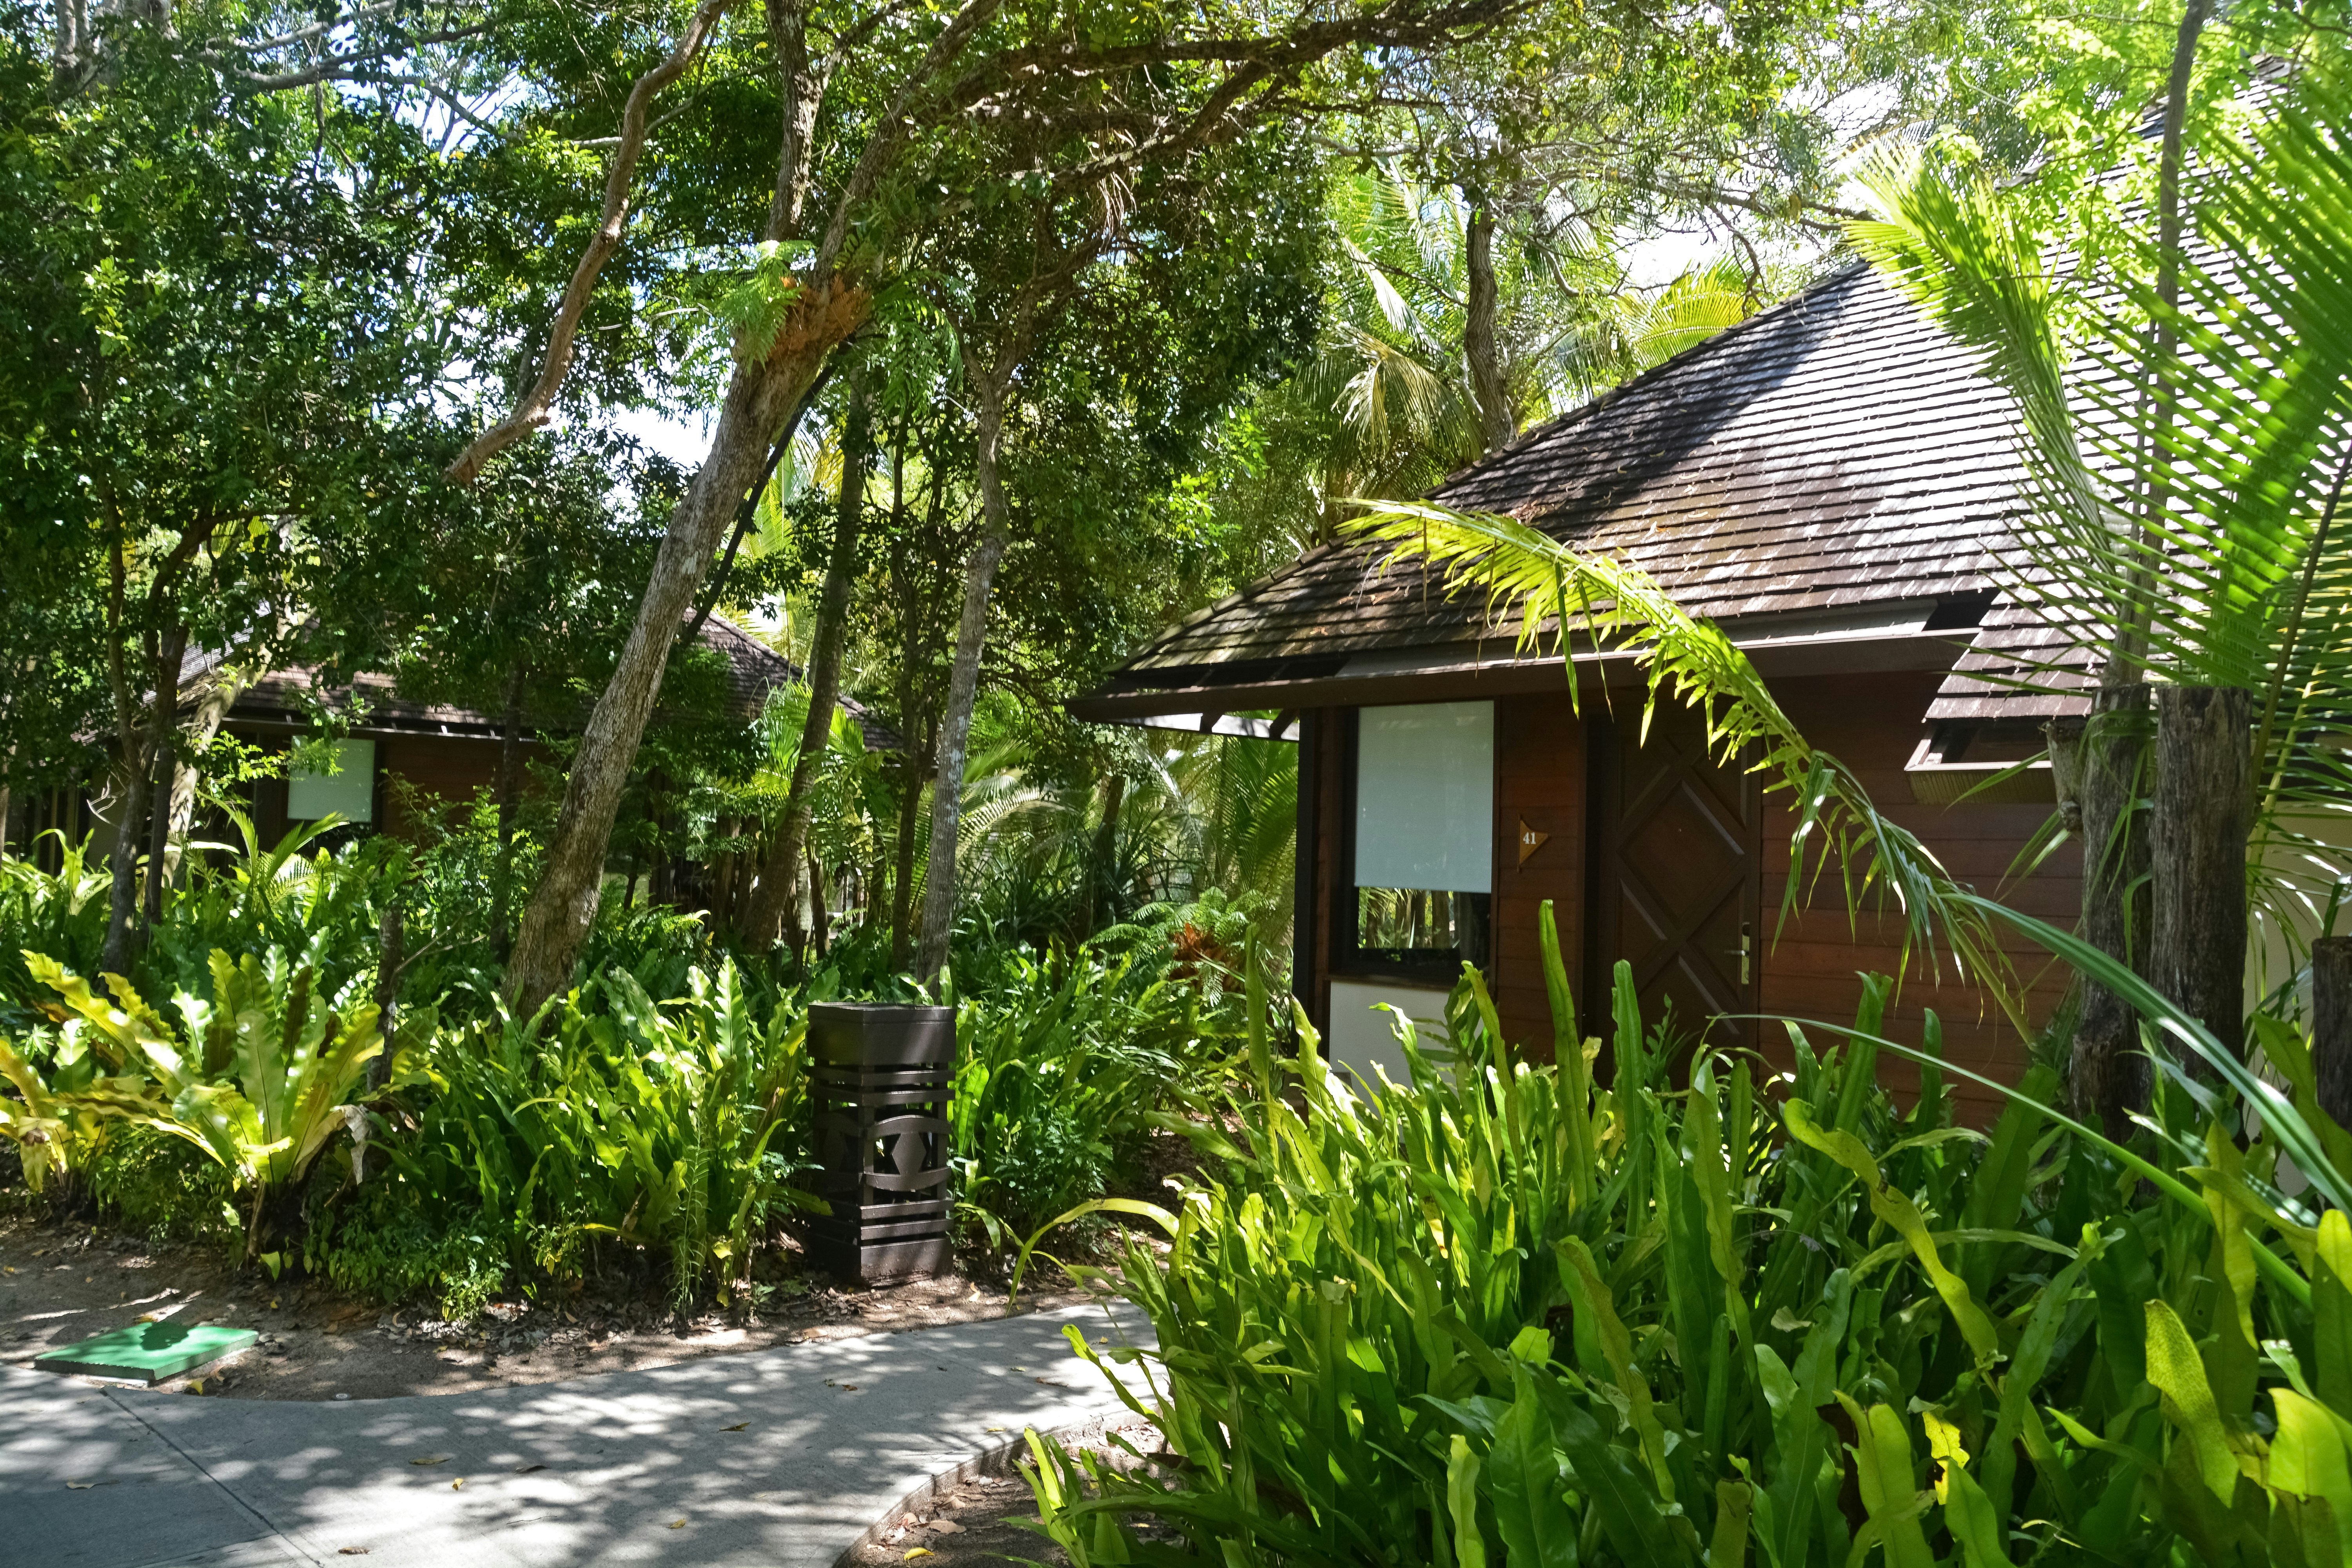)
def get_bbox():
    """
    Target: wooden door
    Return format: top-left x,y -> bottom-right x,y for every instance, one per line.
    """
1587,701 -> 1762,1064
